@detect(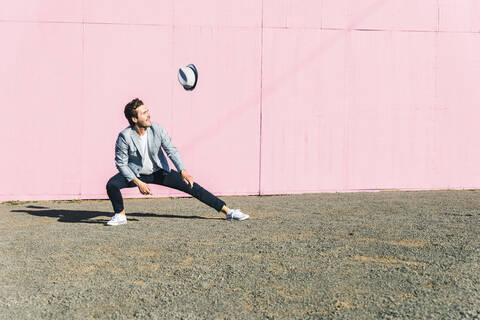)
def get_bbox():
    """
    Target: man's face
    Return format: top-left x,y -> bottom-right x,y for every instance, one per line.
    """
133,105 -> 152,128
